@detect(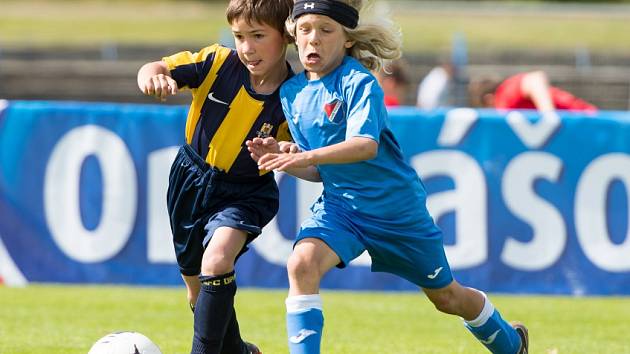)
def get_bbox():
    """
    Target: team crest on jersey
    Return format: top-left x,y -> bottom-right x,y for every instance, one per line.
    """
324,98 -> 344,123
256,123 -> 274,138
